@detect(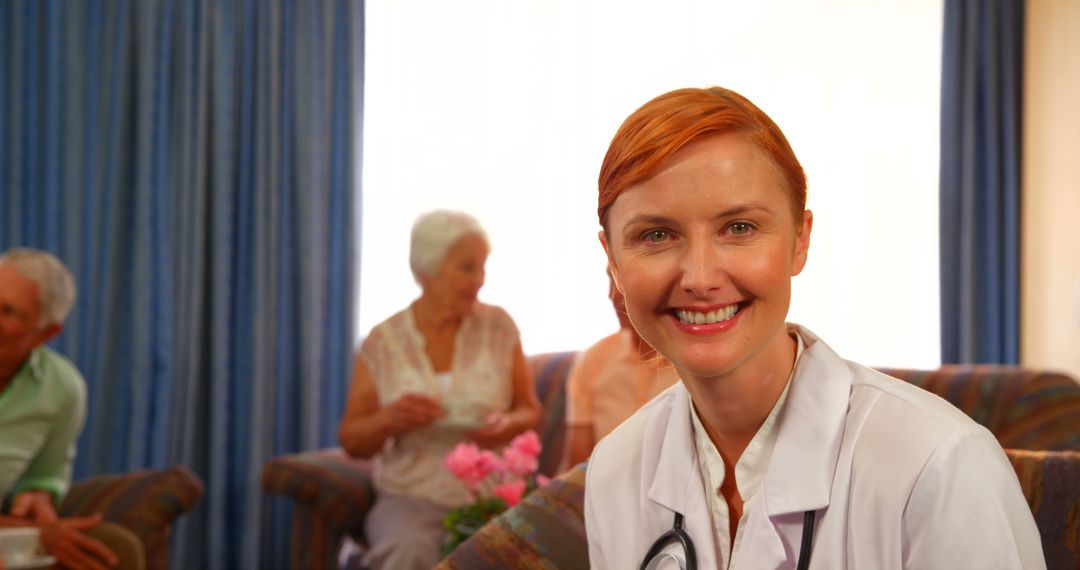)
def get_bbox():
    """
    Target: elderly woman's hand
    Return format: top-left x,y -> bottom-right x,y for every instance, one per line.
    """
384,393 -> 445,434
467,412 -> 516,449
